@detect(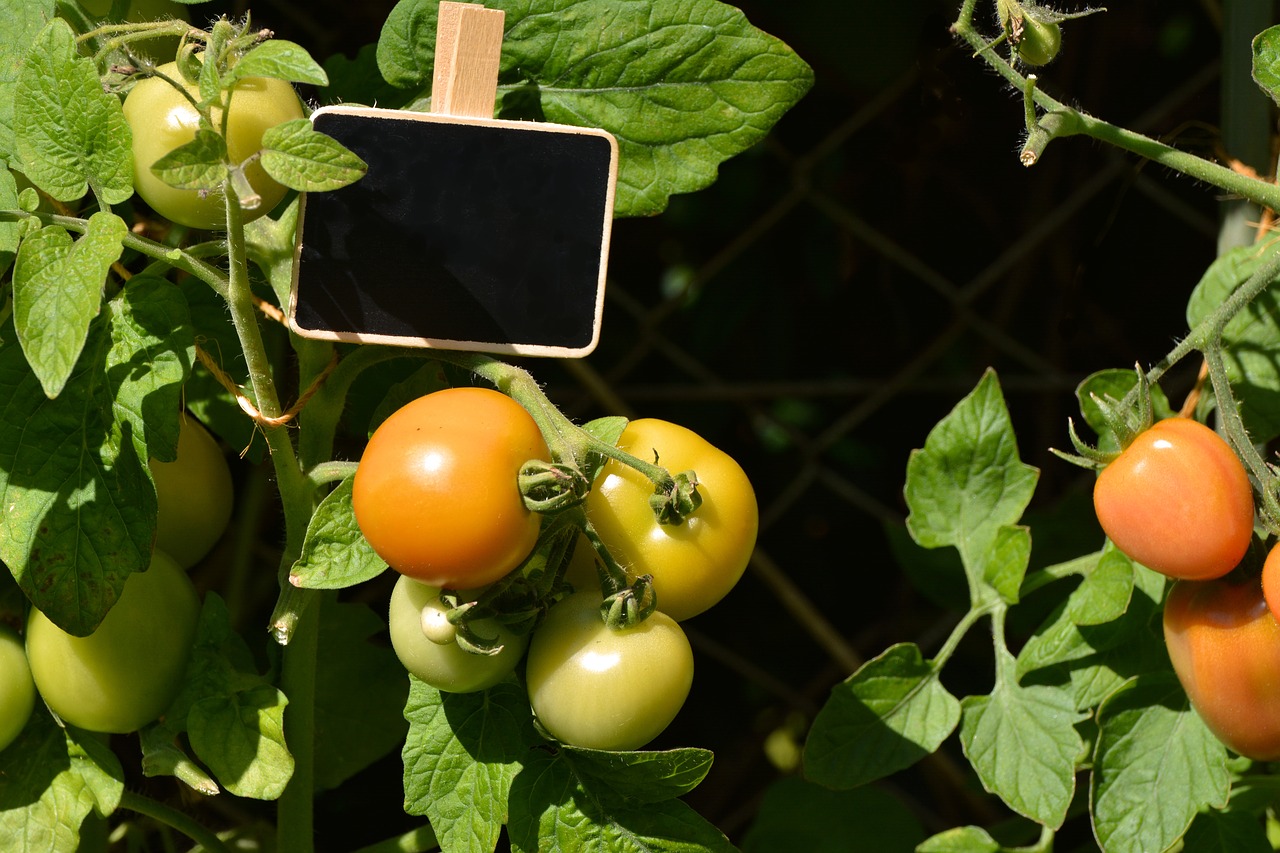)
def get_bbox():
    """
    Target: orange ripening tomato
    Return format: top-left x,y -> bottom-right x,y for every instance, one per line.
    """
1093,418 -> 1253,580
1164,575 -> 1280,760
352,387 -> 550,589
